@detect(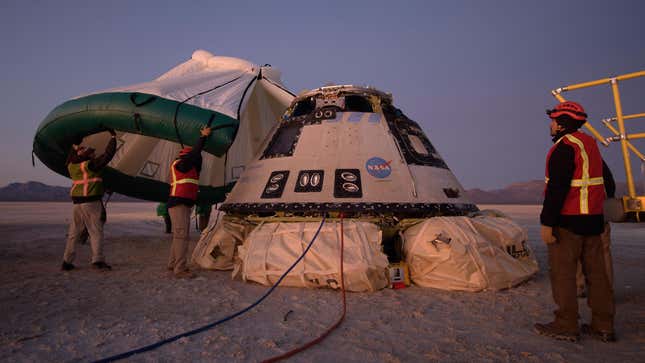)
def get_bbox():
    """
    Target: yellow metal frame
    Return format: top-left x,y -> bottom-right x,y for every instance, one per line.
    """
551,70 -> 645,218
